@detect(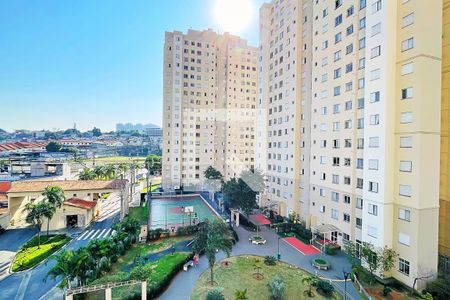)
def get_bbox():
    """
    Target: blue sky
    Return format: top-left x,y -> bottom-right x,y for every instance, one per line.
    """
0,0 -> 265,132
